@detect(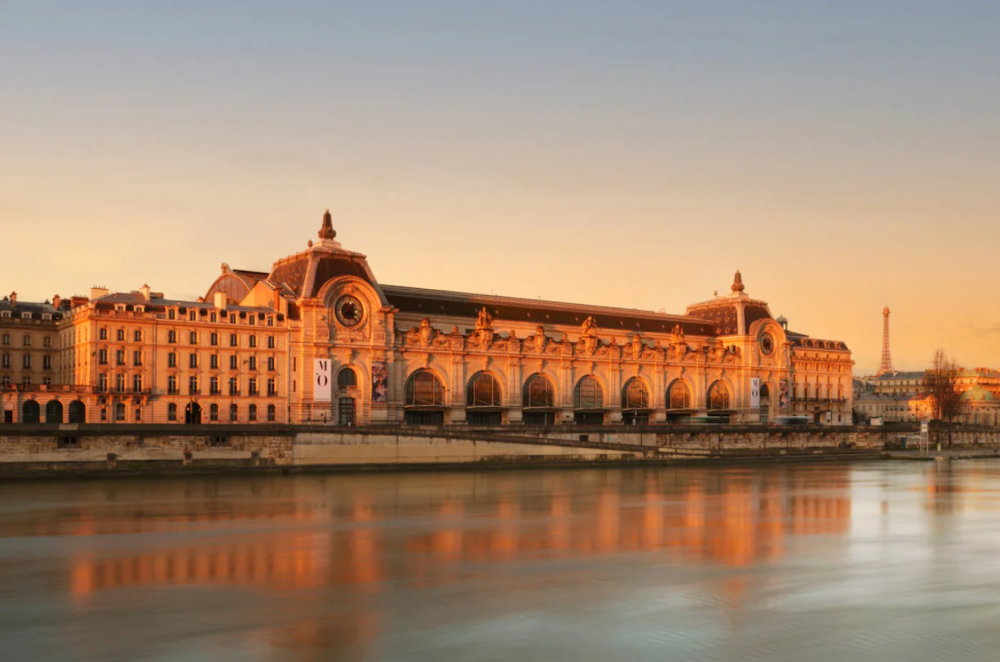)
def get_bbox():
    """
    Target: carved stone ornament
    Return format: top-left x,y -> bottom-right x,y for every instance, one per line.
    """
531,326 -> 548,353
630,334 -> 644,359
418,318 -> 435,346
578,335 -> 599,356
581,316 -> 598,338
670,324 -> 685,346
